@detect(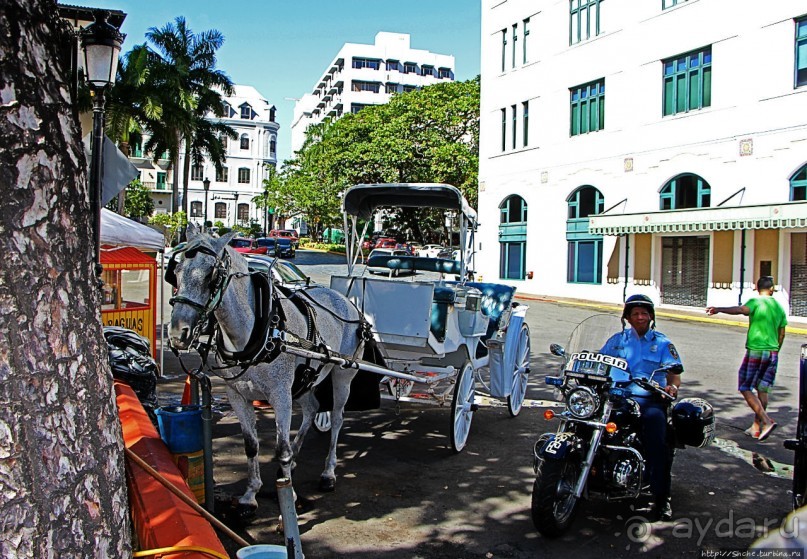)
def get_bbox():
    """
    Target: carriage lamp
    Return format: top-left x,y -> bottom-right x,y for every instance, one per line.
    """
543,409 -> 555,420
81,10 -> 124,280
